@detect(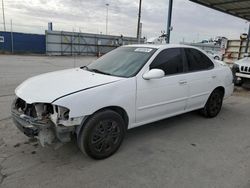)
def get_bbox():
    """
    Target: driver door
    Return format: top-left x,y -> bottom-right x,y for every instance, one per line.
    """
136,48 -> 188,124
